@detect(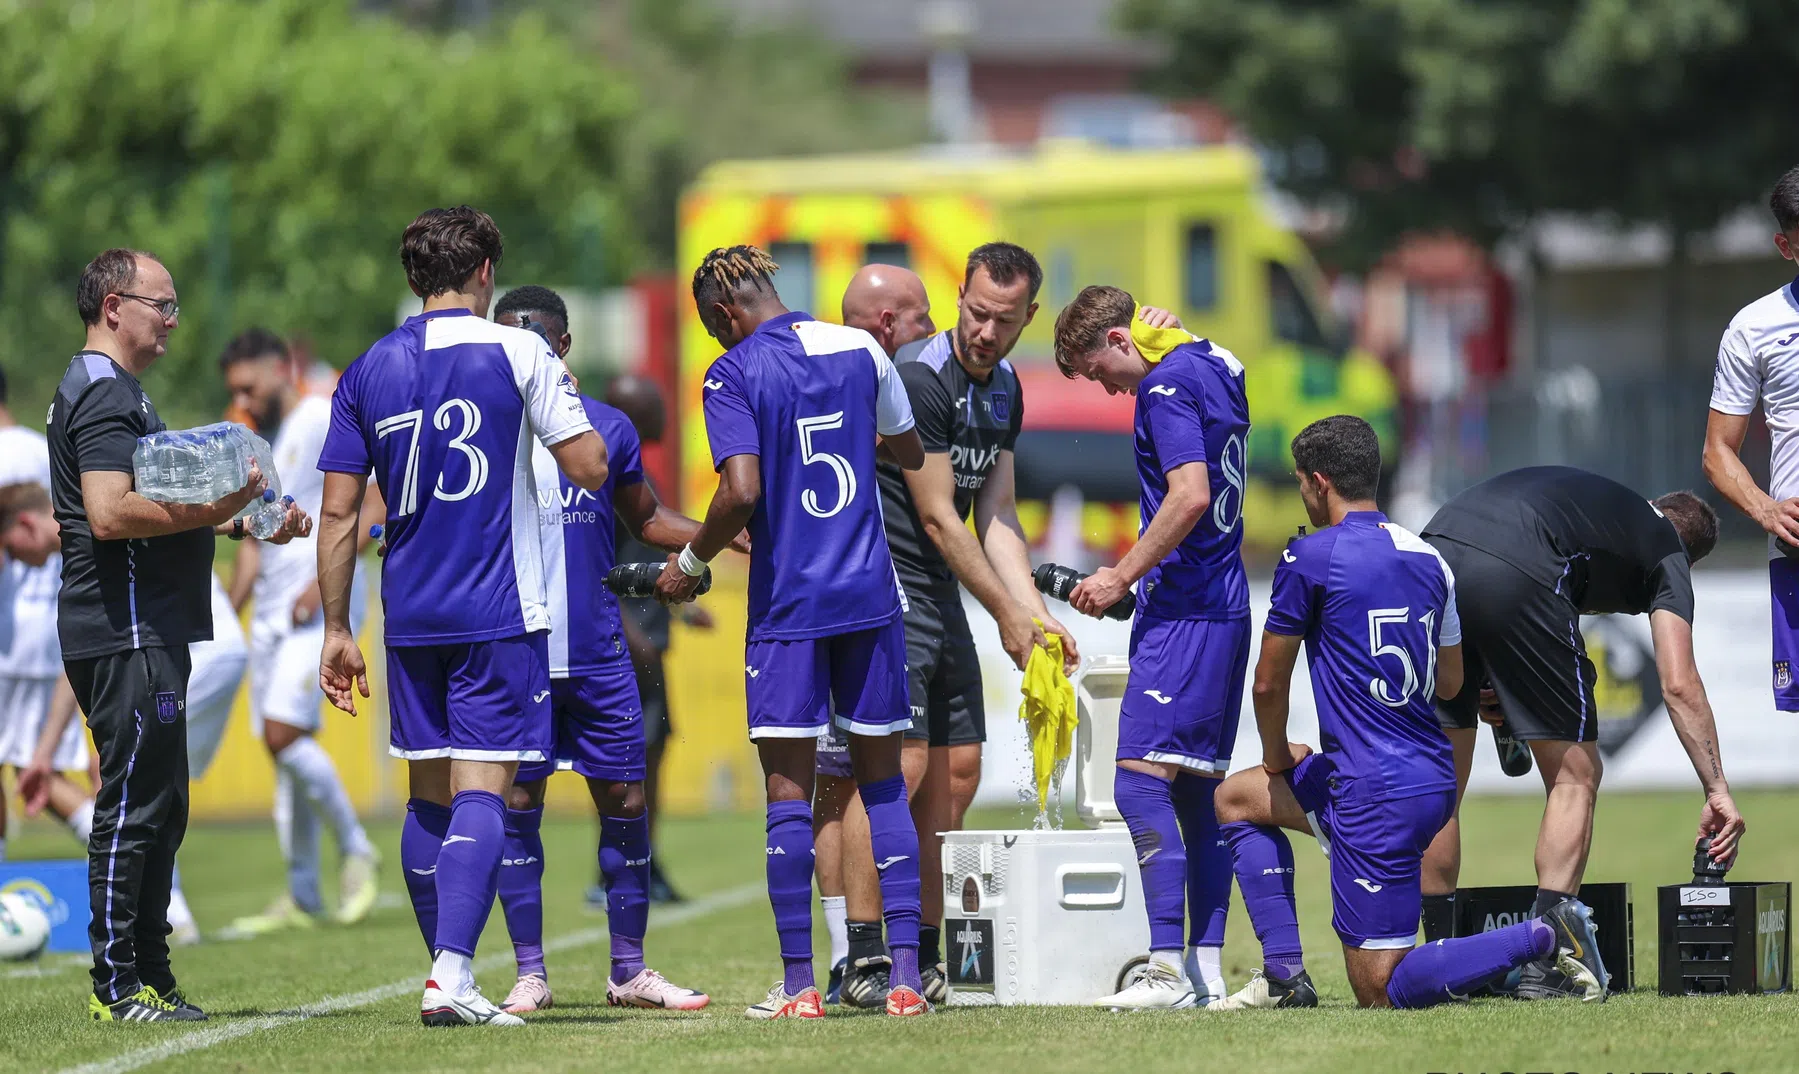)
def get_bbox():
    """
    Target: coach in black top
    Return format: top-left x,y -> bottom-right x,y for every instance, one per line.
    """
1417,466 -> 1743,998
51,249 -> 307,1023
